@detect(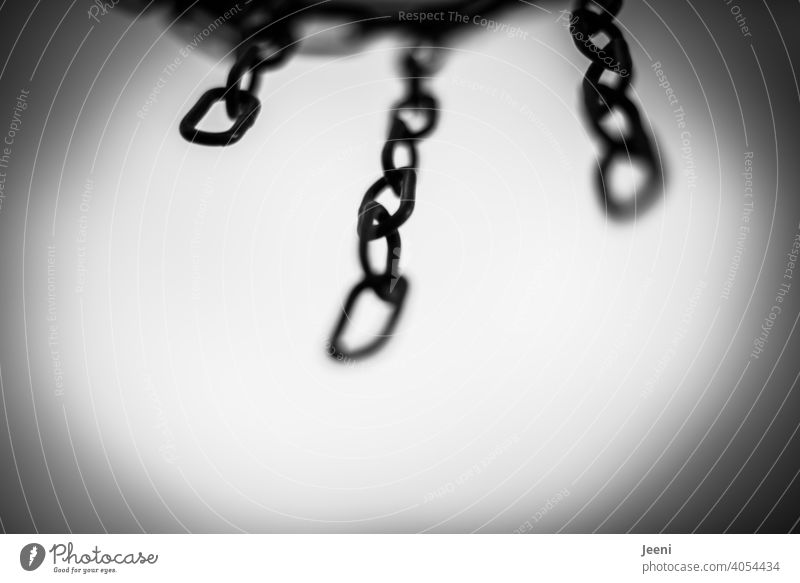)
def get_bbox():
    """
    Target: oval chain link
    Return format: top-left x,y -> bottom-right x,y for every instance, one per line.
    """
178,2 -> 662,359
569,0 -> 663,218
328,46 -> 440,362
